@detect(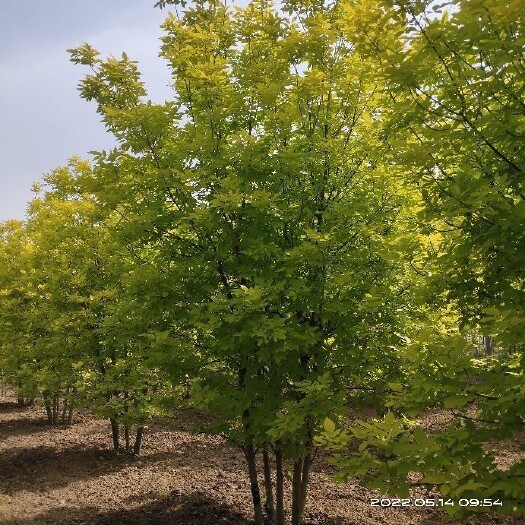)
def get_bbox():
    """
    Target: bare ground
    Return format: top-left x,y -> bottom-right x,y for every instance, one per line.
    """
0,392 -> 522,525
